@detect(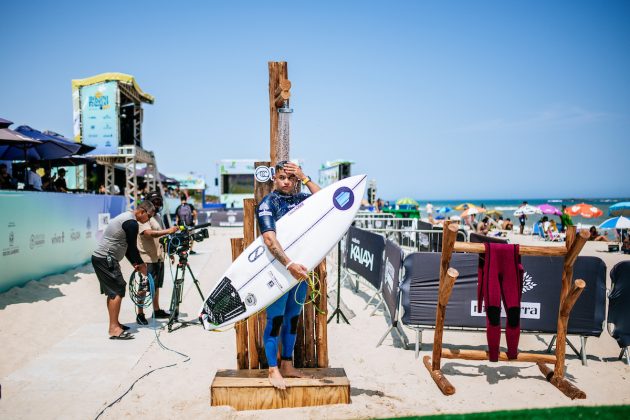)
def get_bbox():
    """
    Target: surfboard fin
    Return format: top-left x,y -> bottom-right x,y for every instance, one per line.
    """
202,277 -> 246,327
